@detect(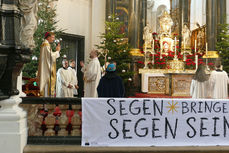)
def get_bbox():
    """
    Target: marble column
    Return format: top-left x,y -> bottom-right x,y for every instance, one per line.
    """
179,0 -> 190,47
180,0 -> 190,27
0,0 -> 37,153
139,0 -> 147,47
128,0 -> 146,55
217,0 -> 226,24
206,0 -> 217,51
106,0 -> 116,20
